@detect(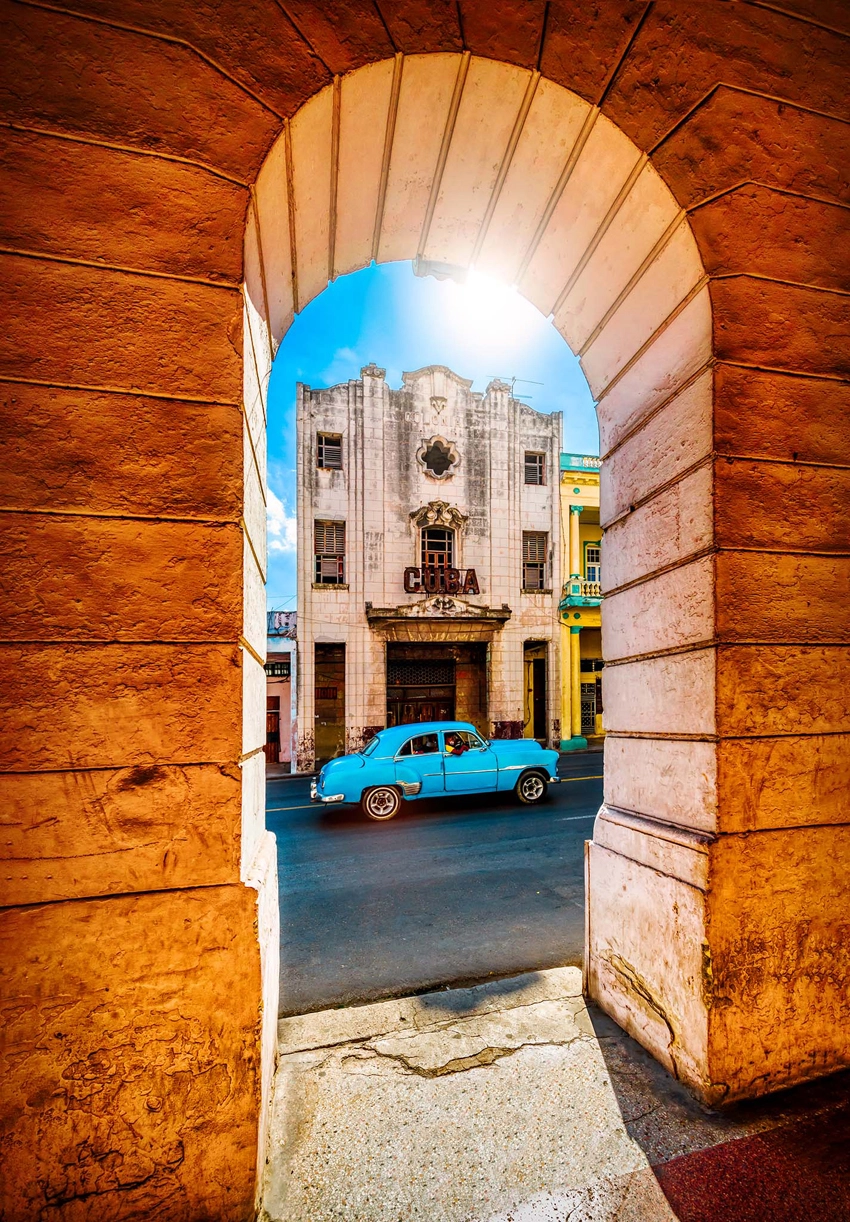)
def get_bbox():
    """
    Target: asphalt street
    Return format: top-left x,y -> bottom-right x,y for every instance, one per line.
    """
267,752 -> 604,1016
